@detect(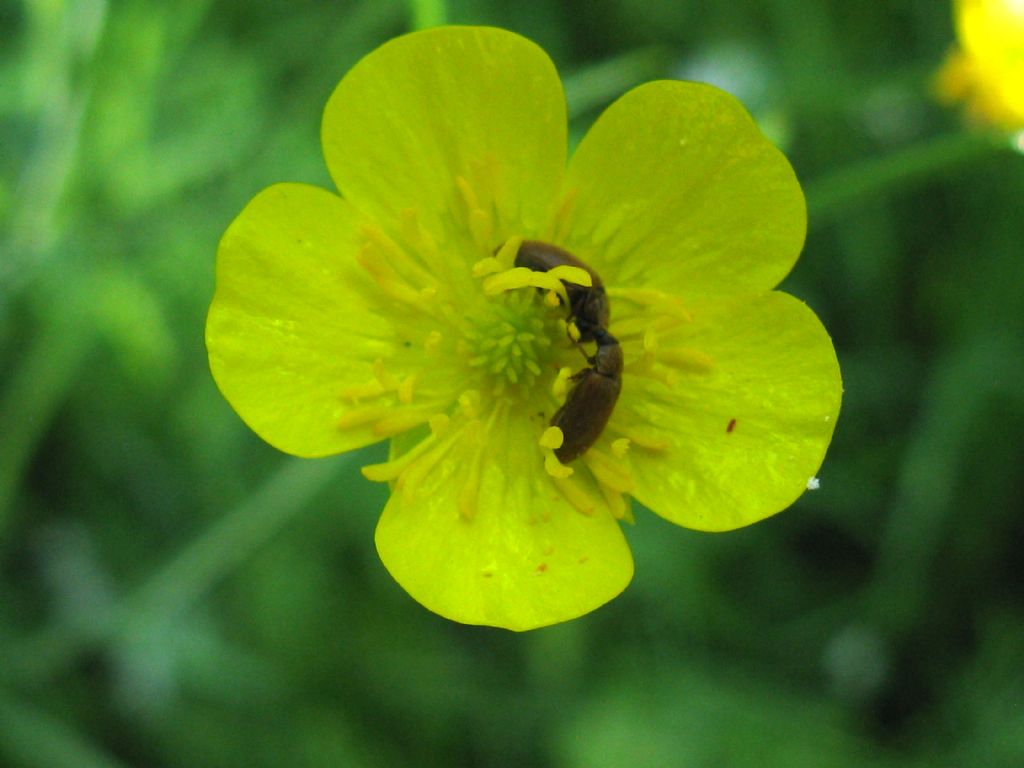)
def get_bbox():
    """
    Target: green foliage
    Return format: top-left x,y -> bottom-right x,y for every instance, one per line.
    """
2,0 -> 1022,766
